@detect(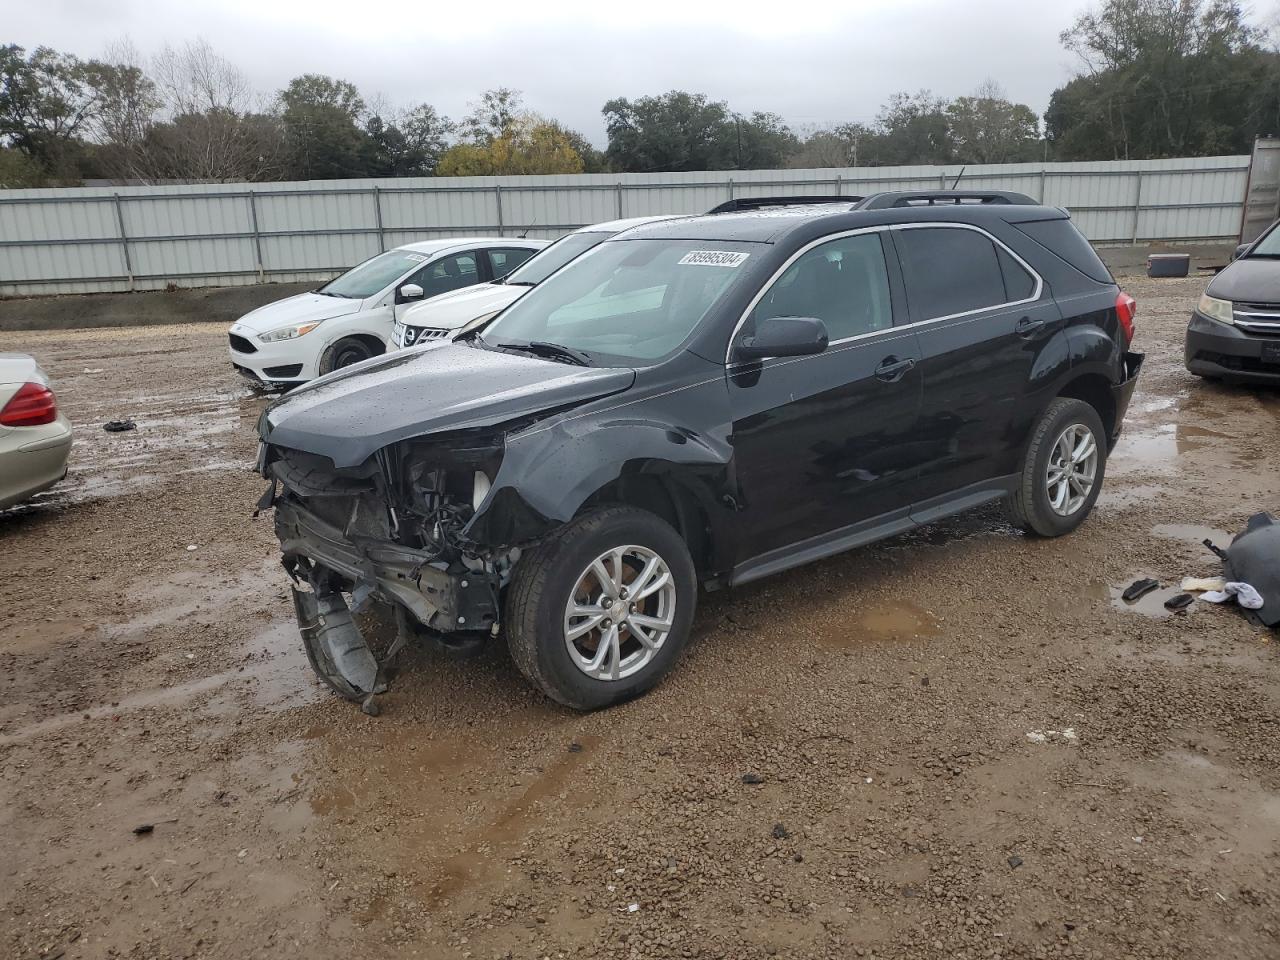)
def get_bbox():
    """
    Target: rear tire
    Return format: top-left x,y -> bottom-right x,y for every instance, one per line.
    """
505,506 -> 697,710
319,336 -> 378,374
1007,397 -> 1106,537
